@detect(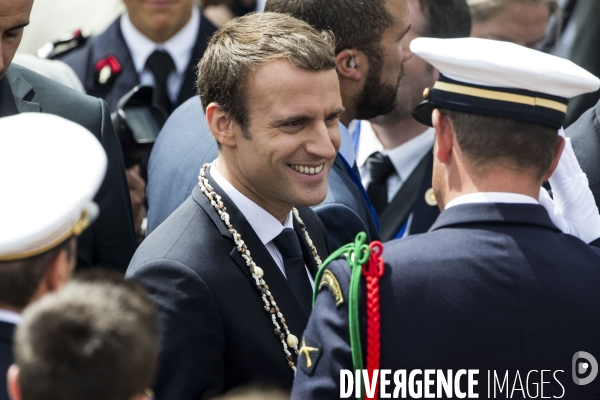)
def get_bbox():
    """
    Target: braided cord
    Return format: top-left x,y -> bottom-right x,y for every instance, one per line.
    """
363,242 -> 385,399
314,232 -> 371,400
